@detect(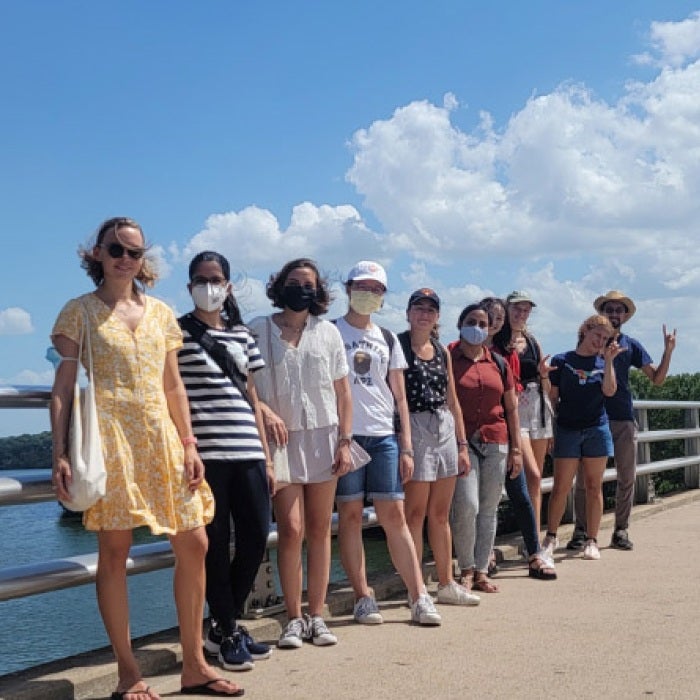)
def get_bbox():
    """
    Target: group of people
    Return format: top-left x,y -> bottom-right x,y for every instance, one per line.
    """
49,217 -> 676,700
